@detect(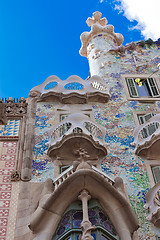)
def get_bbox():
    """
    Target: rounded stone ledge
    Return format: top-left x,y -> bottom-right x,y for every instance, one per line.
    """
135,133 -> 160,159
47,133 -> 107,160
30,75 -> 110,104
